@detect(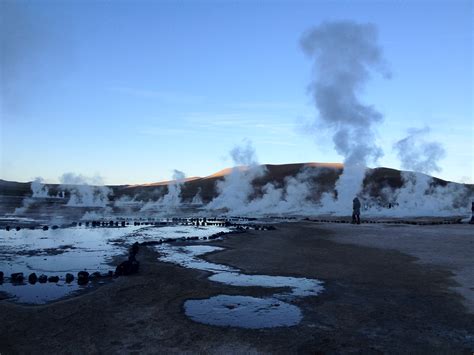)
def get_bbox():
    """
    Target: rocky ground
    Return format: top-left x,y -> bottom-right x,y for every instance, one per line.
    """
0,222 -> 473,354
